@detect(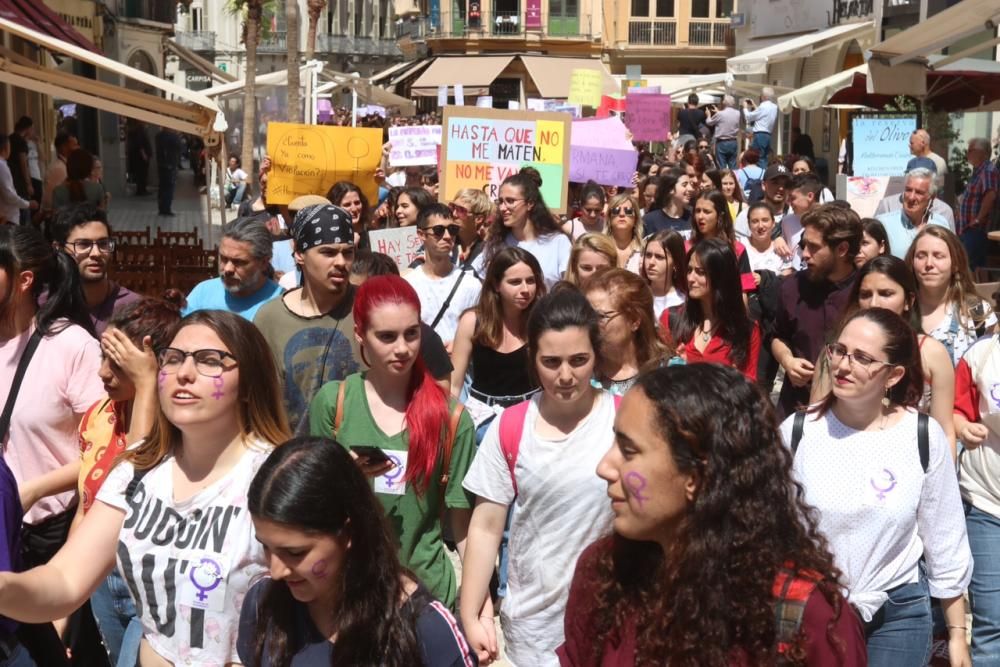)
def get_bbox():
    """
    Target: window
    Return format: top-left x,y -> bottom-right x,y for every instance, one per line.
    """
656,0 -> 674,16
716,0 -> 733,17
631,0 -> 650,15
691,0 -> 709,17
